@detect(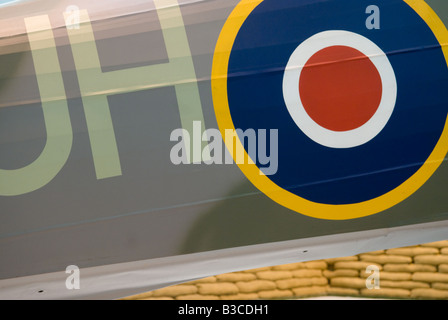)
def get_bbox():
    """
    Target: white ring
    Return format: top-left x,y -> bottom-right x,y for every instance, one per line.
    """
282,30 -> 397,149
